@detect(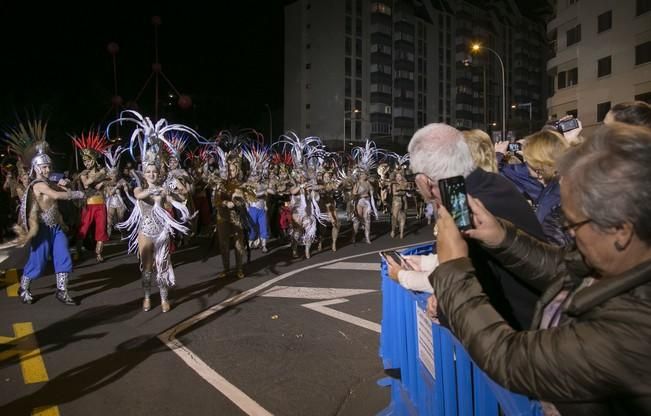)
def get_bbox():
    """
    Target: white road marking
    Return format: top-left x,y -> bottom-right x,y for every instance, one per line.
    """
302,299 -> 382,333
320,261 -> 381,271
260,286 -> 375,300
158,241 -> 429,416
